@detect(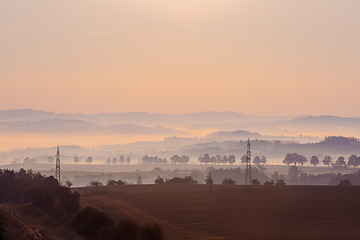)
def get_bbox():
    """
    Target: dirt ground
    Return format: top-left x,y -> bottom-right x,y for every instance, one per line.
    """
76,184 -> 360,240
